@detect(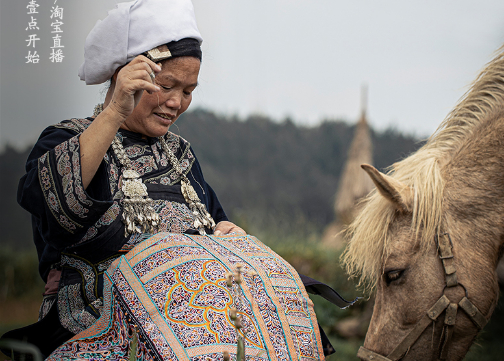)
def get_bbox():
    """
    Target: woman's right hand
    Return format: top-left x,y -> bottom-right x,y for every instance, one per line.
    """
107,55 -> 162,120
80,56 -> 161,189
